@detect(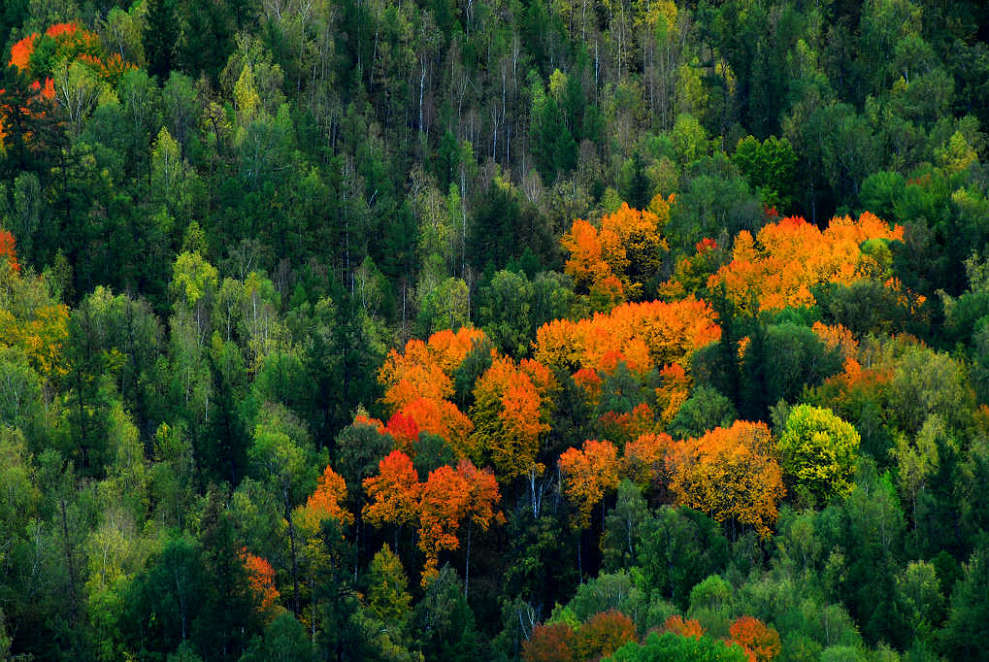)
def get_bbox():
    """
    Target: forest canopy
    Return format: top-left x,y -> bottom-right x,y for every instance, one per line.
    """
2,0 -> 989,660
